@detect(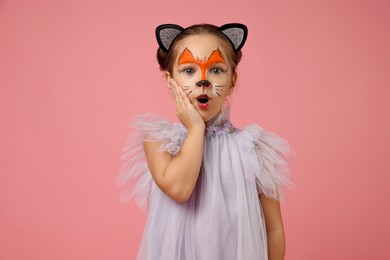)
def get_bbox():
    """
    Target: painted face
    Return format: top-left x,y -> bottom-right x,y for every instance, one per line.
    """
170,34 -> 235,122
178,47 -> 225,81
